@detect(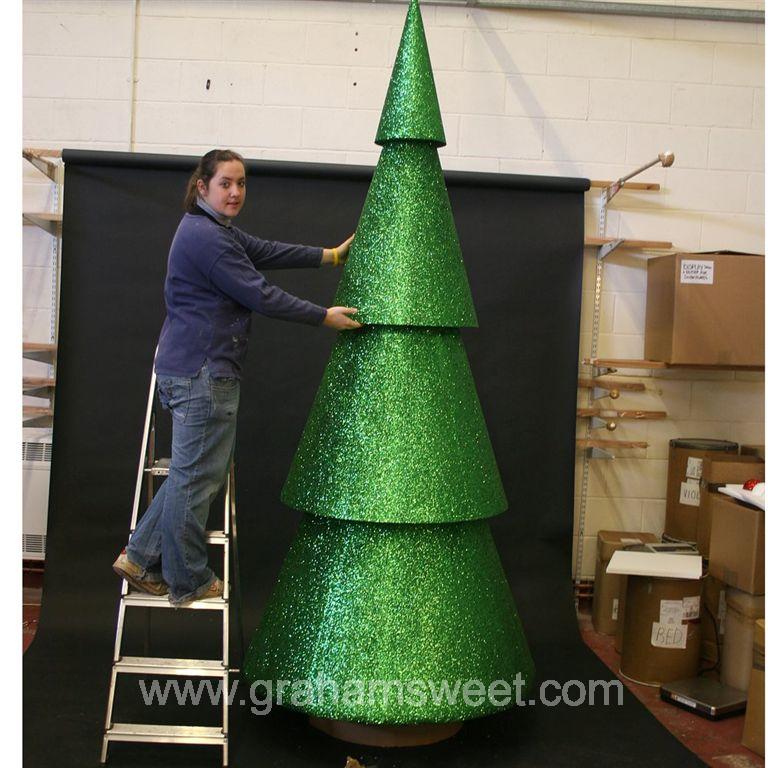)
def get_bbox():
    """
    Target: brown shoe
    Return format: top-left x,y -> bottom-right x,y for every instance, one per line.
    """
112,549 -> 169,596
173,577 -> 224,608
